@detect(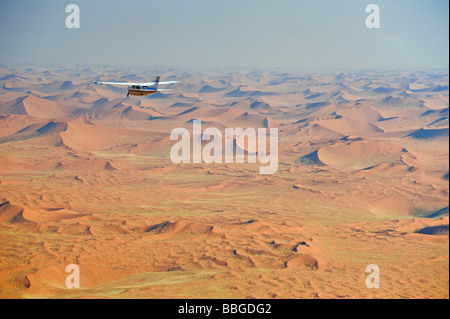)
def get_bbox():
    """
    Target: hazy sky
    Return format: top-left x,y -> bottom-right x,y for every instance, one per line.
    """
0,0 -> 448,69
